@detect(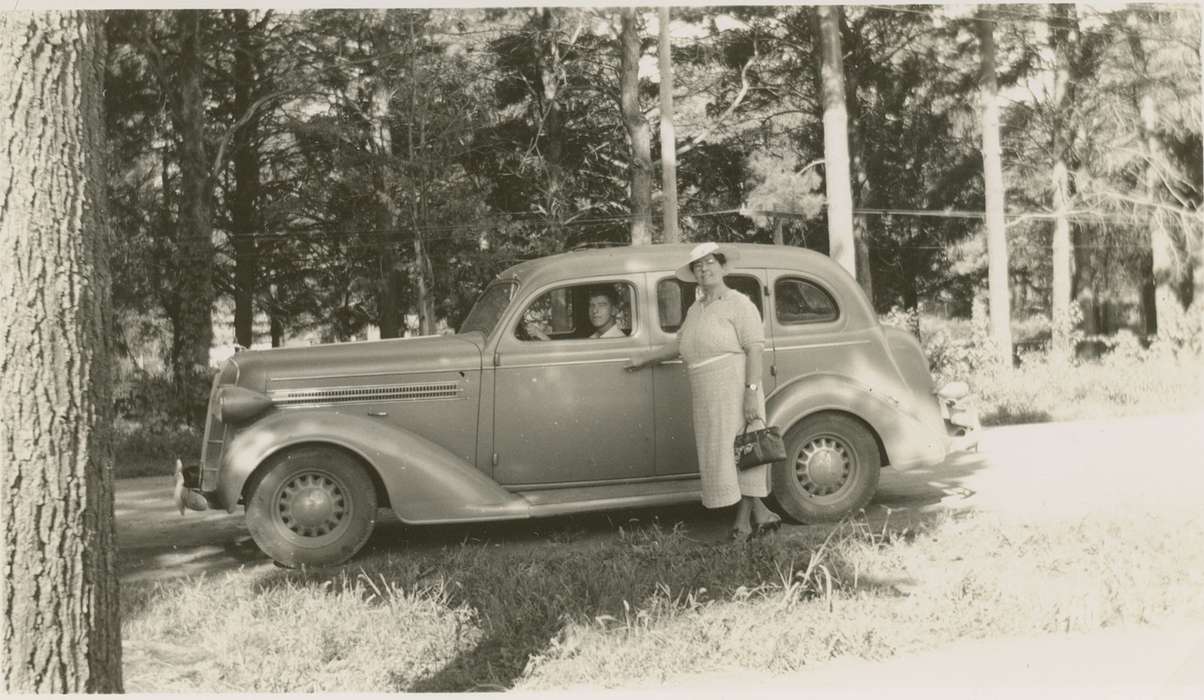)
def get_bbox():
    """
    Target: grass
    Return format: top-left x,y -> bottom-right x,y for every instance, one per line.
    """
973,352 -> 1202,426
121,506 -> 1204,692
